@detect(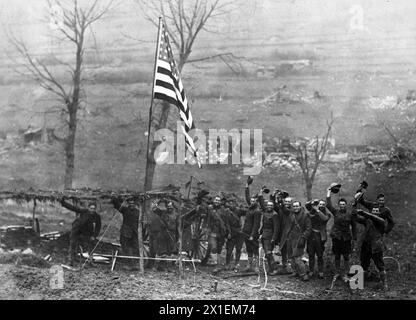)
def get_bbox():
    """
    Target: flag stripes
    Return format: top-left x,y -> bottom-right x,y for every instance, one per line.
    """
153,22 -> 200,166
